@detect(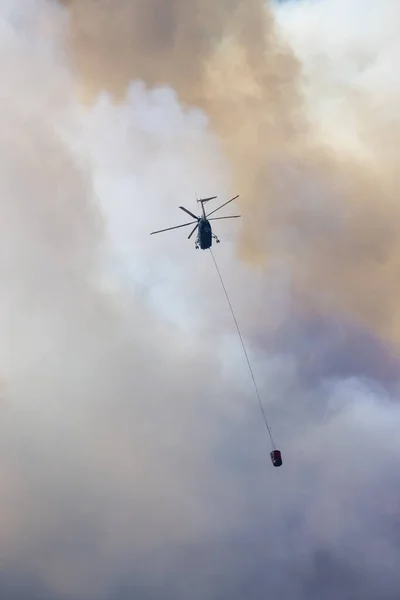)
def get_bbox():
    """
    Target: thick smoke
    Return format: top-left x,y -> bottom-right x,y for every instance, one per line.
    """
0,0 -> 400,599
63,0 -> 400,345
61,0 -> 307,261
